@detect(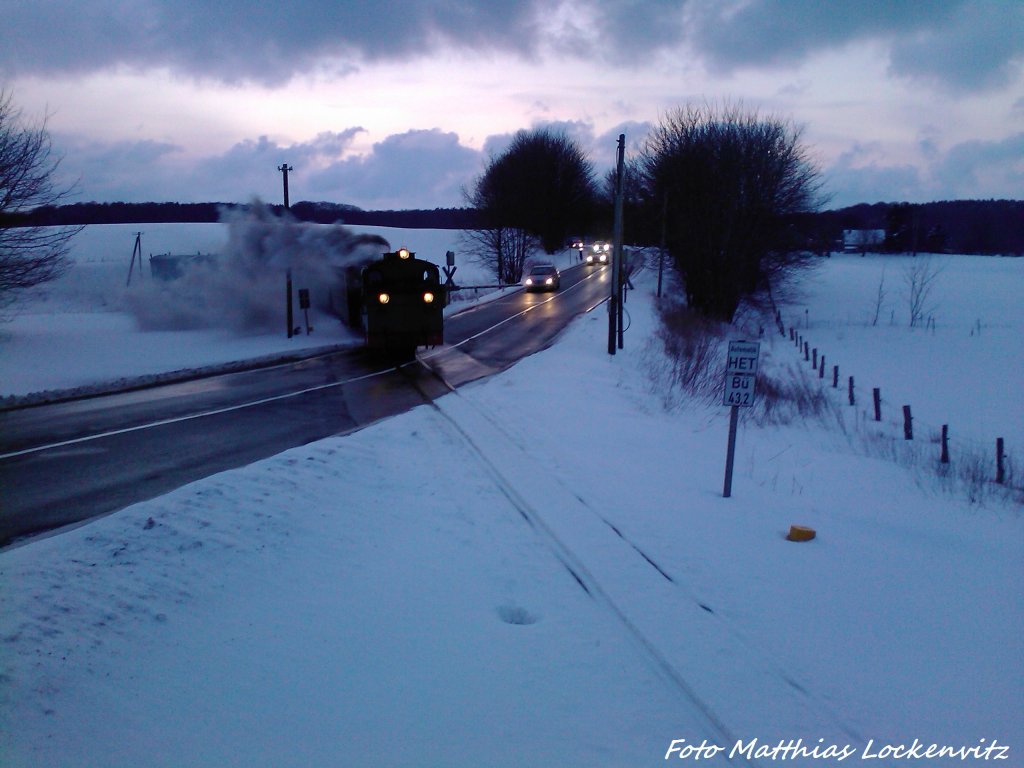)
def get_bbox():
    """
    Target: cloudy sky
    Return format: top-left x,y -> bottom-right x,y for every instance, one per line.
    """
3,0 -> 1022,211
